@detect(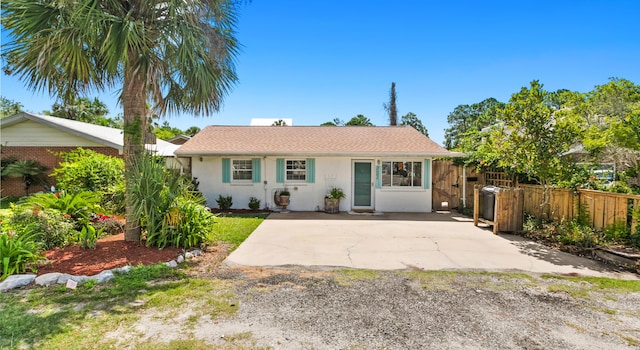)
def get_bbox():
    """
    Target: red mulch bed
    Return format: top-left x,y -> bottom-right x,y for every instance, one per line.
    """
36,233 -> 183,276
